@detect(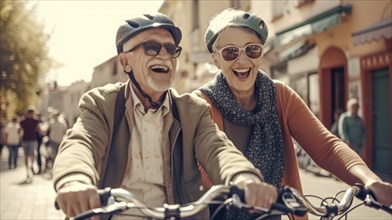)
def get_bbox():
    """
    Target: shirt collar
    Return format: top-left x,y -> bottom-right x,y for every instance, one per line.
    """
129,82 -> 170,115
